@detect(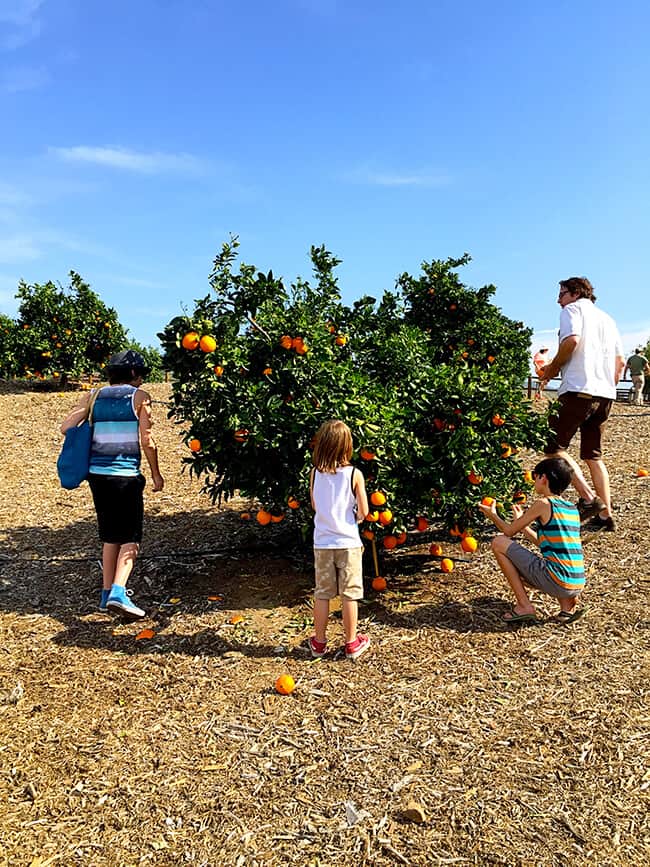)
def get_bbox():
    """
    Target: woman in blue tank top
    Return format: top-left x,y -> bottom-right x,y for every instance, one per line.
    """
61,350 -> 164,619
